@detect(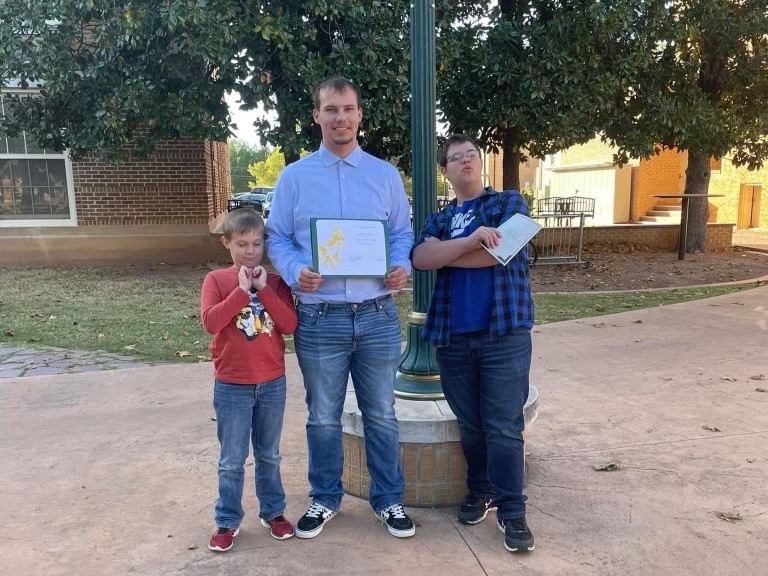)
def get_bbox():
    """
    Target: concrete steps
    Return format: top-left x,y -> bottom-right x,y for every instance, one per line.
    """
638,203 -> 682,224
